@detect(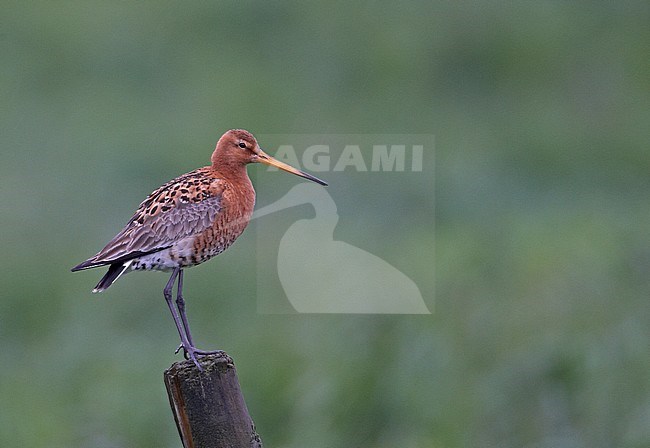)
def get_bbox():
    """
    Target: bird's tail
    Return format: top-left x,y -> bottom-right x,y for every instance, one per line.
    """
92,262 -> 130,293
